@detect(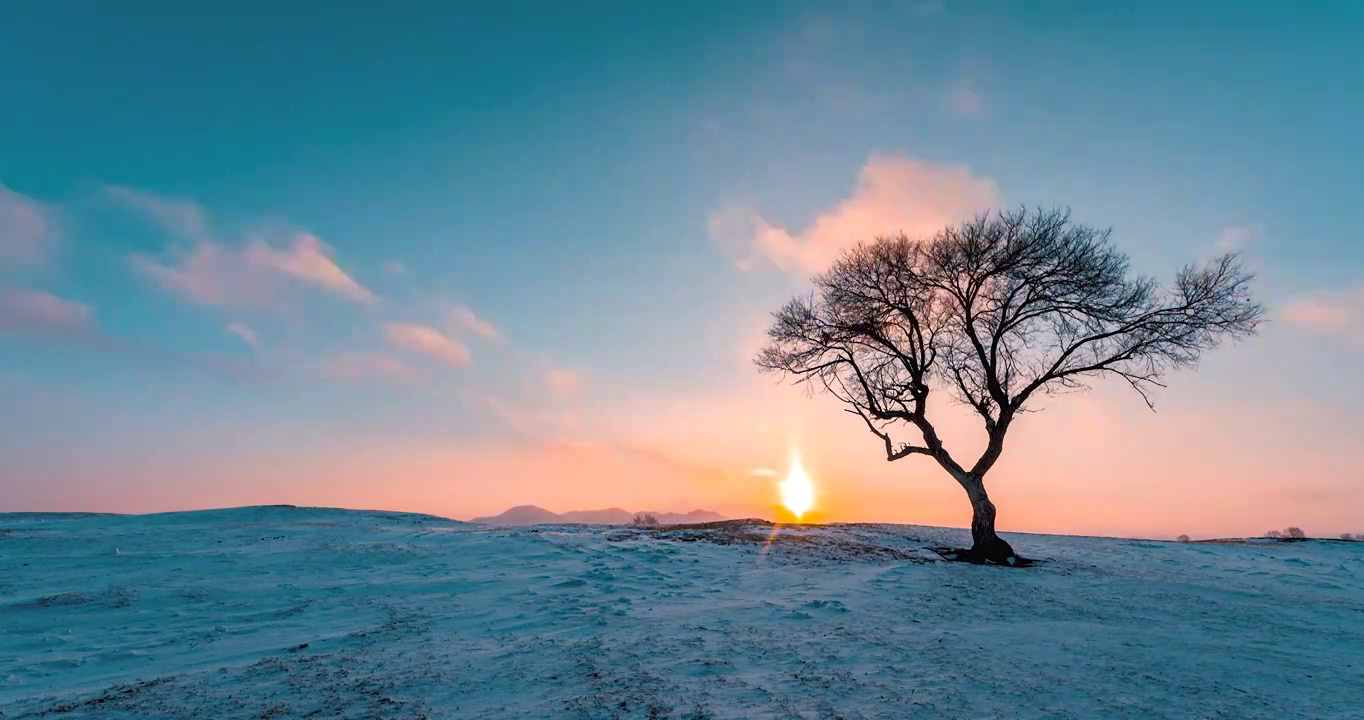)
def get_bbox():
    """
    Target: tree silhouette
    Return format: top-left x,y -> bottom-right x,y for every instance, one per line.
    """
757,208 -> 1263,564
